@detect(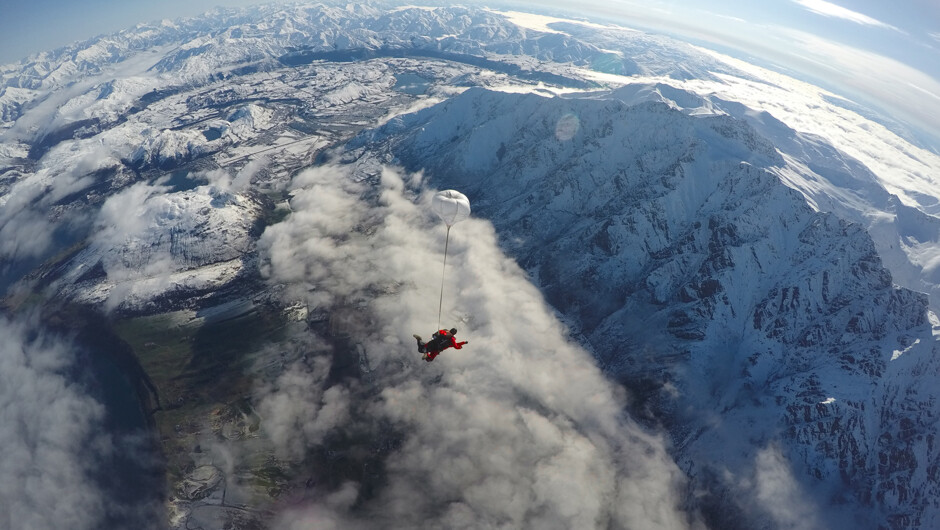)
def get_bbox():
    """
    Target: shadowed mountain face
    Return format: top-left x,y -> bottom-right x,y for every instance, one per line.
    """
346,87 -> 940,529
